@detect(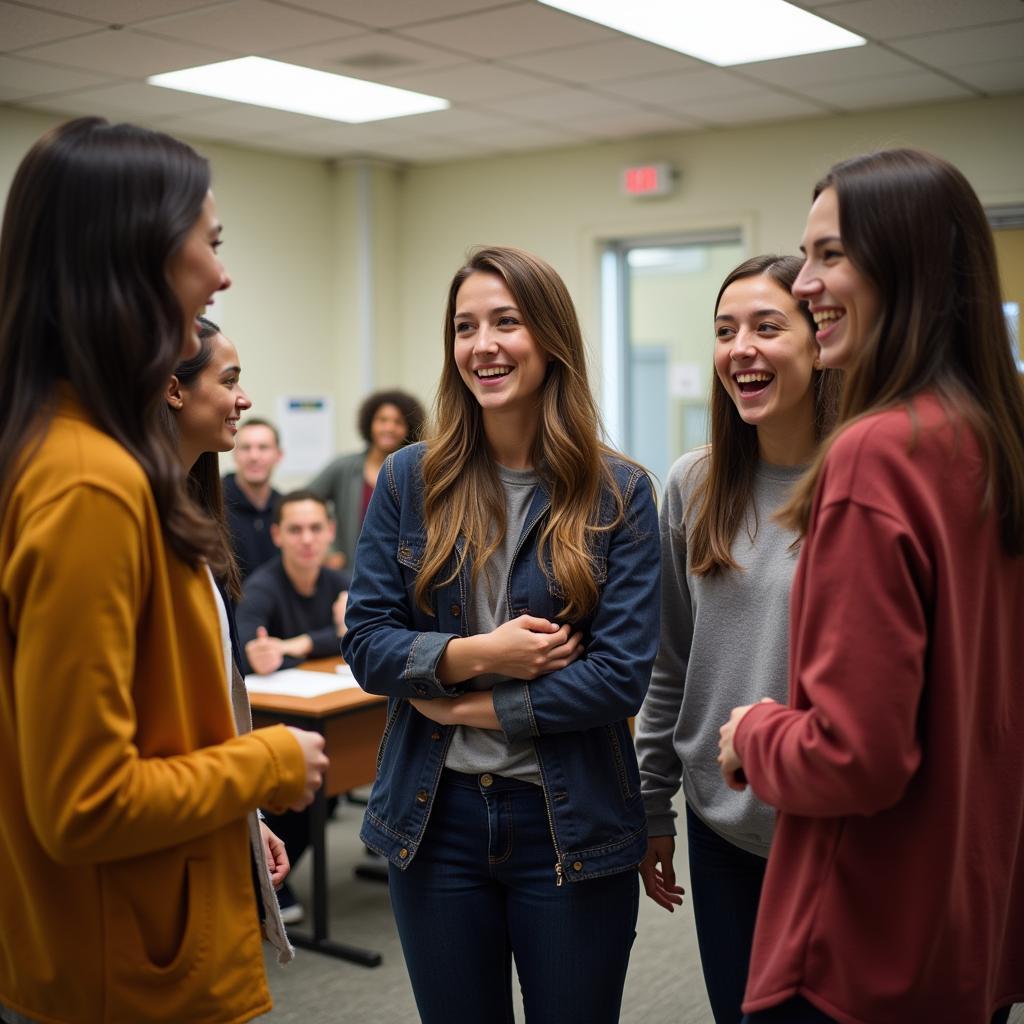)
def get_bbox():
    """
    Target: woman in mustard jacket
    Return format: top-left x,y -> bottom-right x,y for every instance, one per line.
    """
0,118 -> 327,1024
